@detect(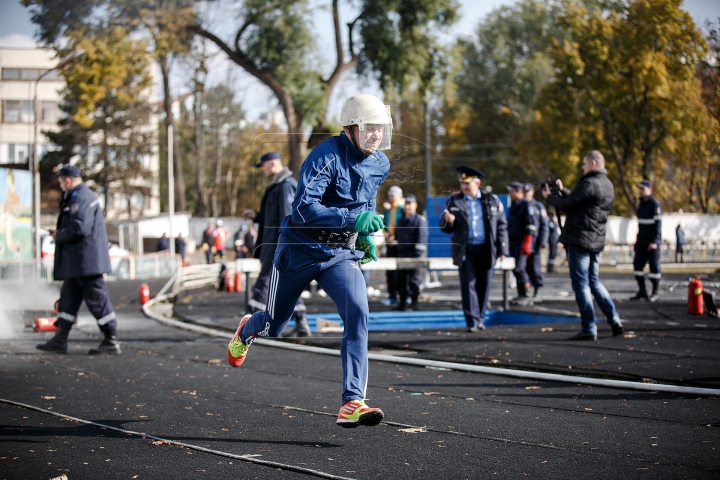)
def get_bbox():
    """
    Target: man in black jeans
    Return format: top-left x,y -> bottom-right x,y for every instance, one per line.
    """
543,150 -> 623,341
